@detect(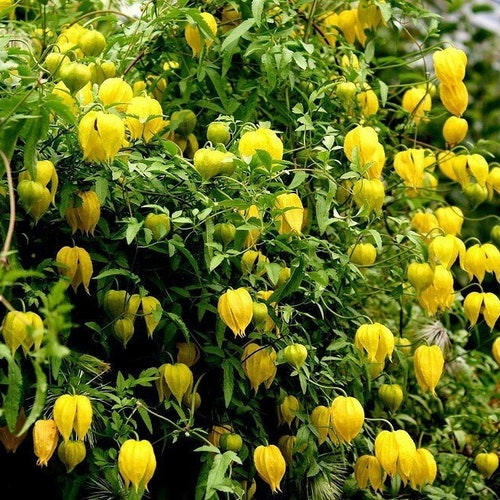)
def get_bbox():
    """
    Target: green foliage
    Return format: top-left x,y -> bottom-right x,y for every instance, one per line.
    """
0,0 -> 499,499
